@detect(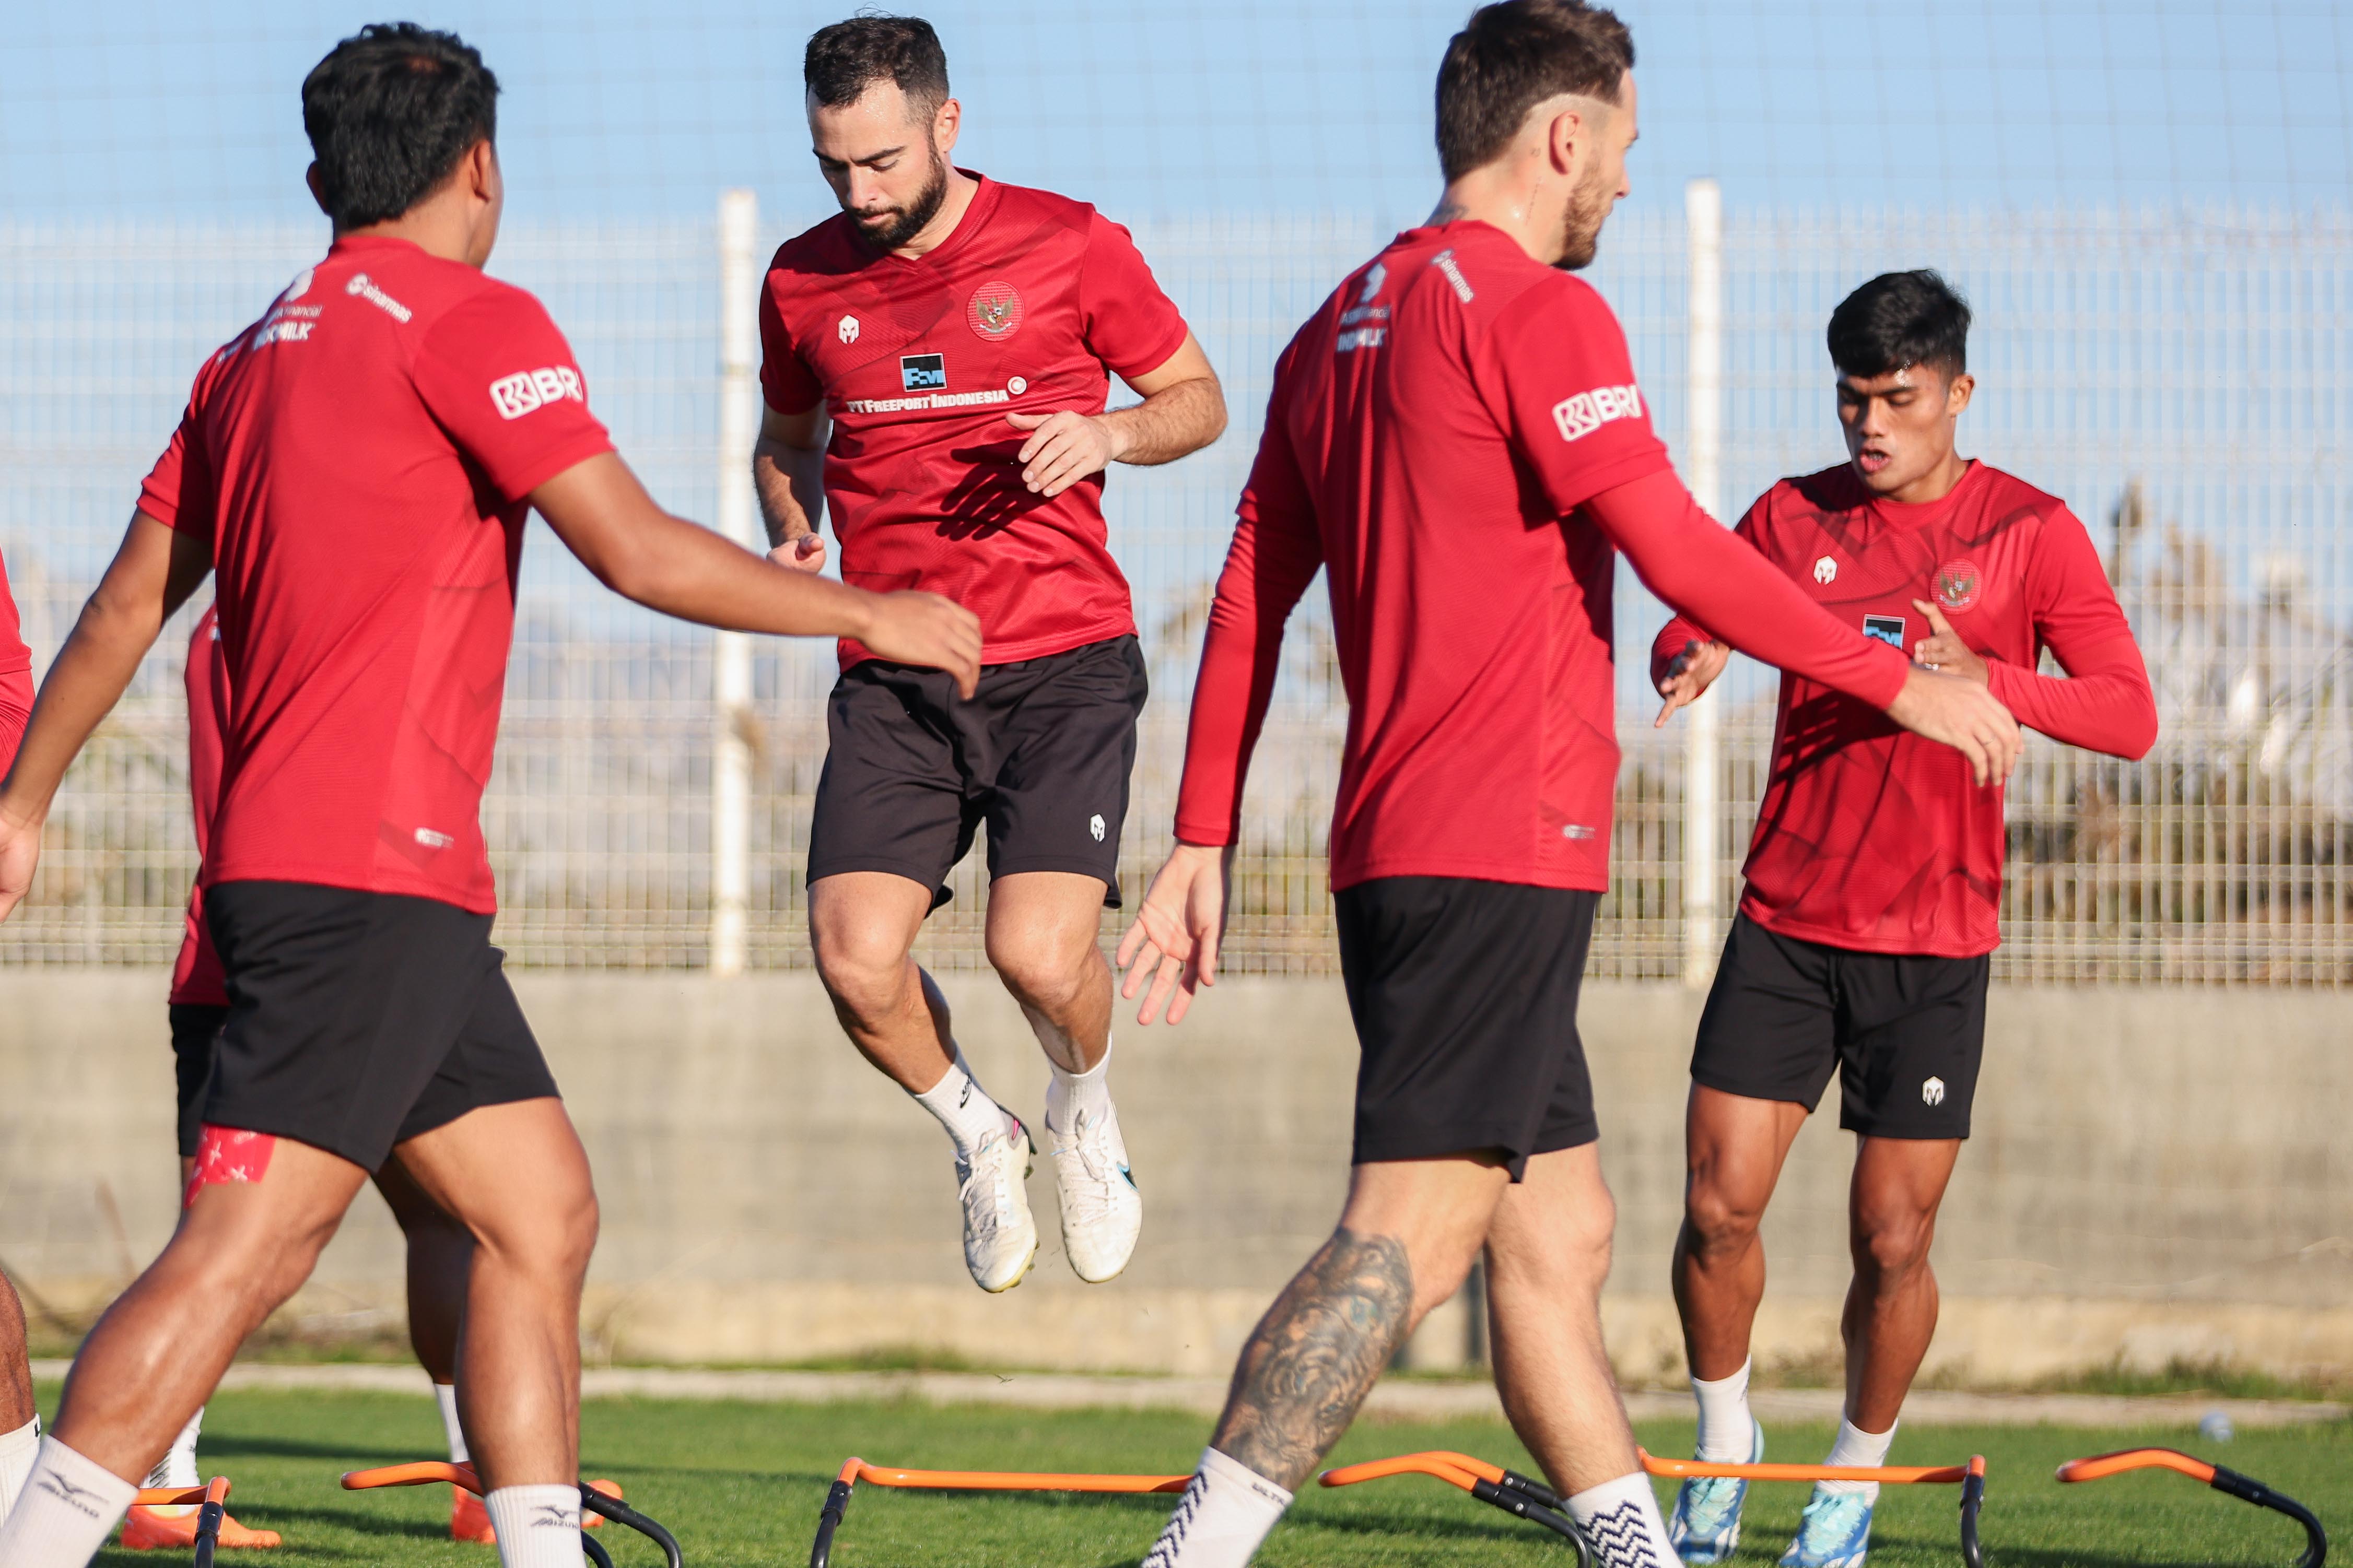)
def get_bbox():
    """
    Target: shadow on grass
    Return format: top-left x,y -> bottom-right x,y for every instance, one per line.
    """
190,1433 -> 426,1464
